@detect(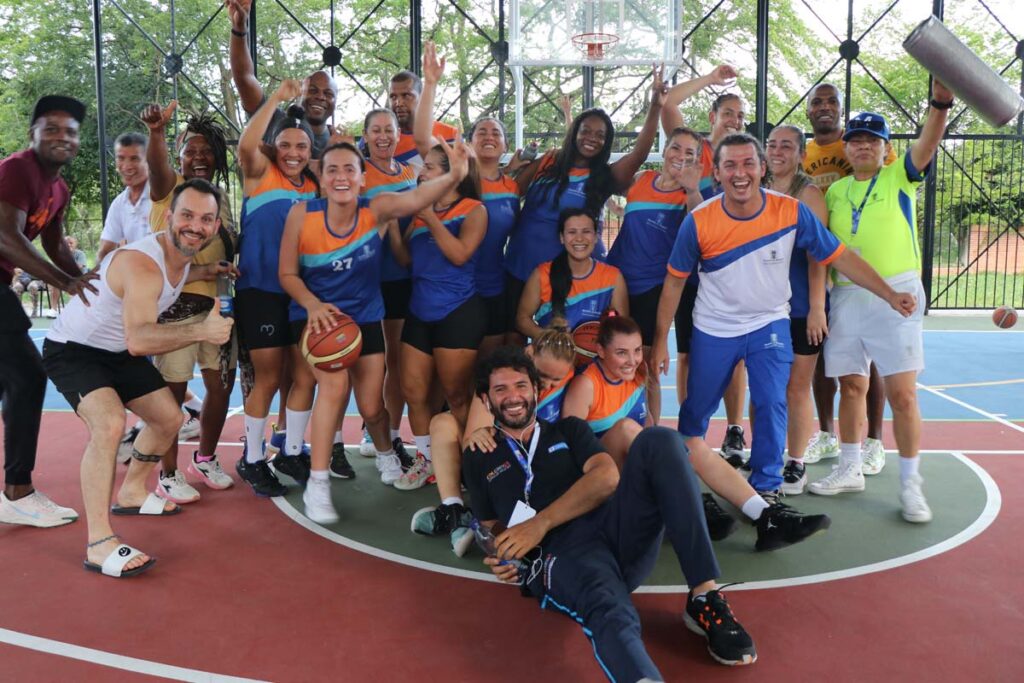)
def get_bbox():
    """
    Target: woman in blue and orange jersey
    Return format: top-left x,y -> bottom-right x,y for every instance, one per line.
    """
516,208 -> 628,340
234,80 -> 320,497
413,43 -> 521,355
278,139 -> 474,524
607,126 -> 705,423
387,143 -> 487,491
502,66 -> 667,312
563,313 -> 650,468
413,327 -> 577,554
362,108 -> 419,461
